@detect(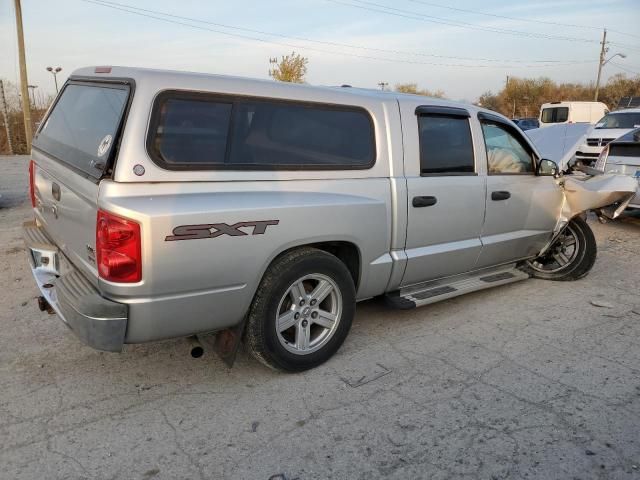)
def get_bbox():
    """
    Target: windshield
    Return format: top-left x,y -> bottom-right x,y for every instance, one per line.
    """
594,112 -> 640,129
34,82 -> 130,177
